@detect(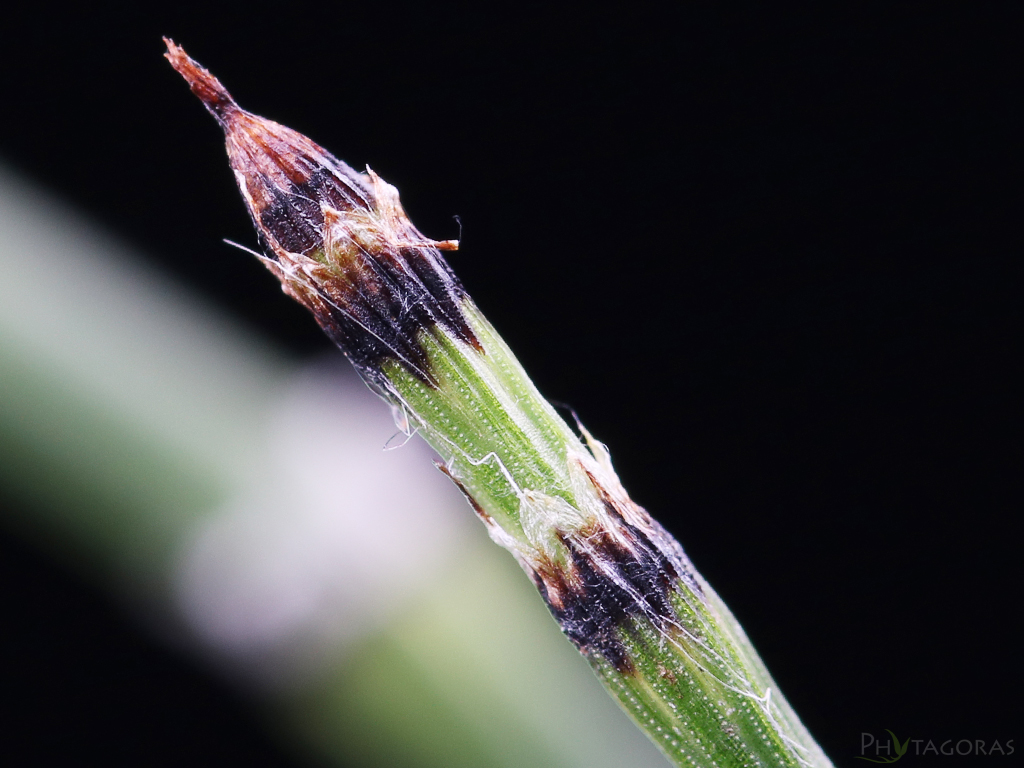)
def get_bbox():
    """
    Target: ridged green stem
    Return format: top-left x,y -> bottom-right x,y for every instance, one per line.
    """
384,302 -> 831,768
